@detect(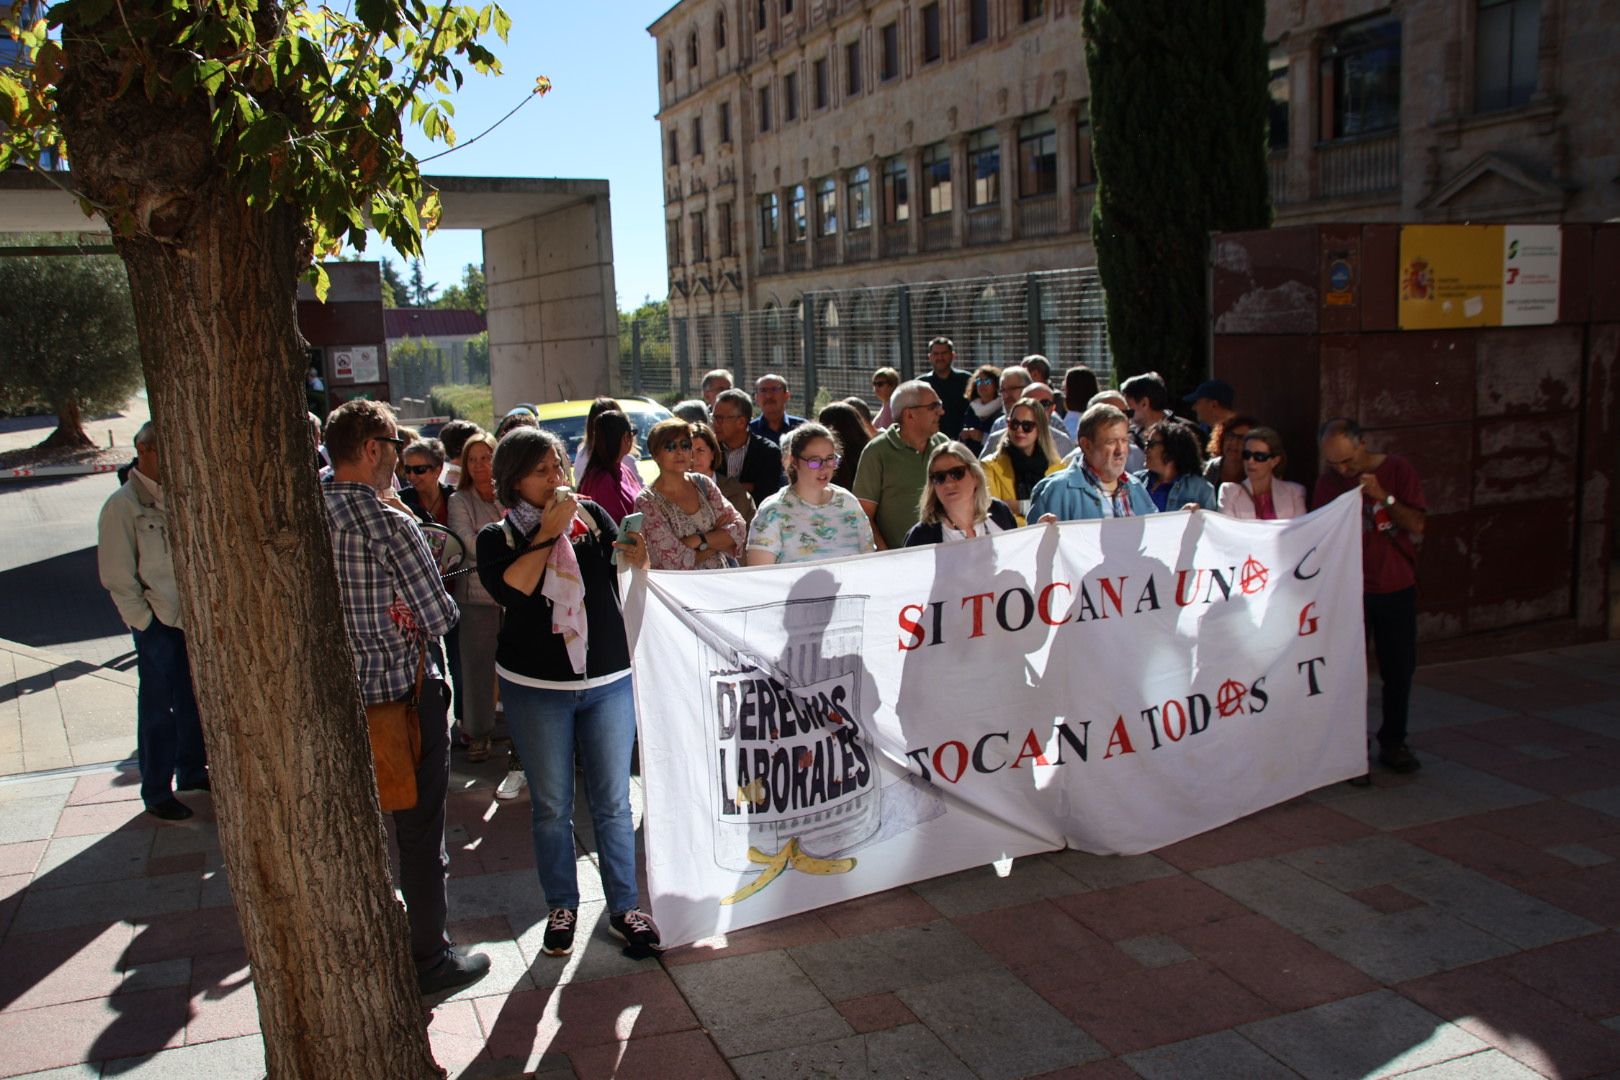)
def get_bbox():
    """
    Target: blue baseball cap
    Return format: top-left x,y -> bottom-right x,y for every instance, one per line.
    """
1183,380 -> 1234,407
